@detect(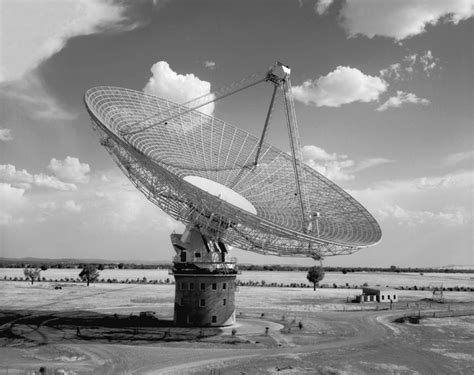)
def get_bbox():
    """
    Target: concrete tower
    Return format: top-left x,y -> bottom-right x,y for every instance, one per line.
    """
171,227 -> 237,326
